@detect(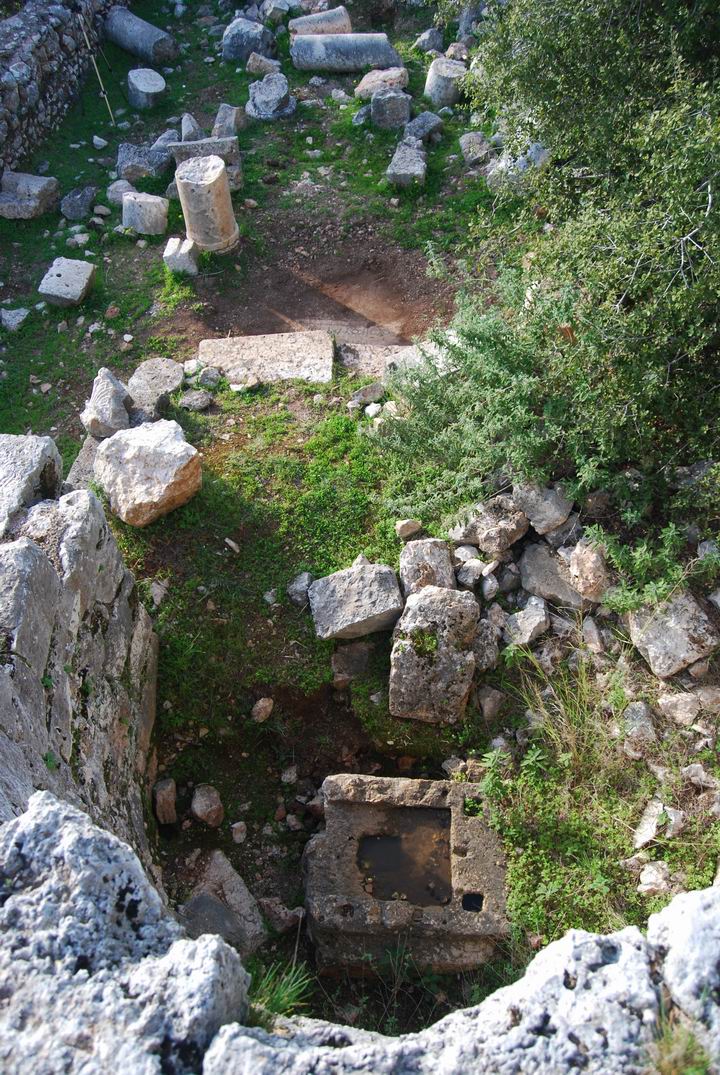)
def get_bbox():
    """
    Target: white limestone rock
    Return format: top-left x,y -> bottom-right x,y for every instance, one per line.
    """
628,592 -> 720,678
164,236 -> 200,275
503,594 -> 550,646
93,420 -> 202,527
80,367 -> 132,439
37,257 -> 96,307
0,433 -> 62,536
519,543 -> 584,610
449,495 -> 529,555
513,481 -> 573,534
386,136 -> 427,188
354,65 -> 408,99
308,554 -> 403,639
127,356 -> 184,420
198,330 -> 334,384
122,190 -> 169,234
